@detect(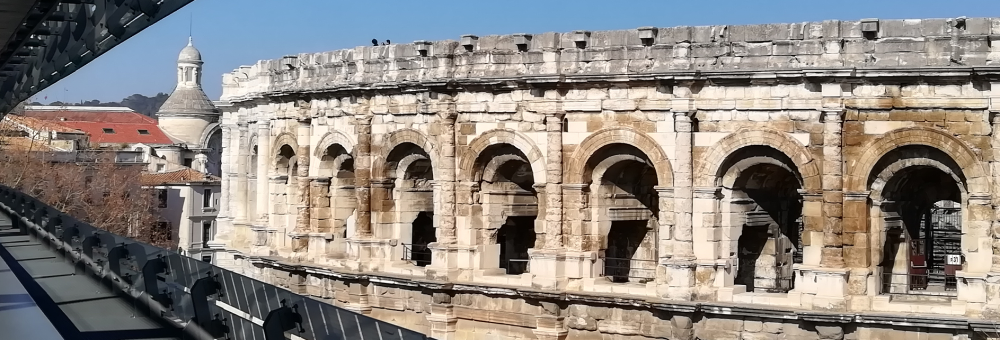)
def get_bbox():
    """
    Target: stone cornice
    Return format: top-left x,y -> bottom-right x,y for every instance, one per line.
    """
224,66 -> 1000,105
239,253 -> 991,331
